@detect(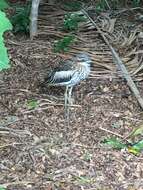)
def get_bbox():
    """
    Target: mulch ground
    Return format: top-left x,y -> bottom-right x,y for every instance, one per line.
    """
0,2 -> 143,190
